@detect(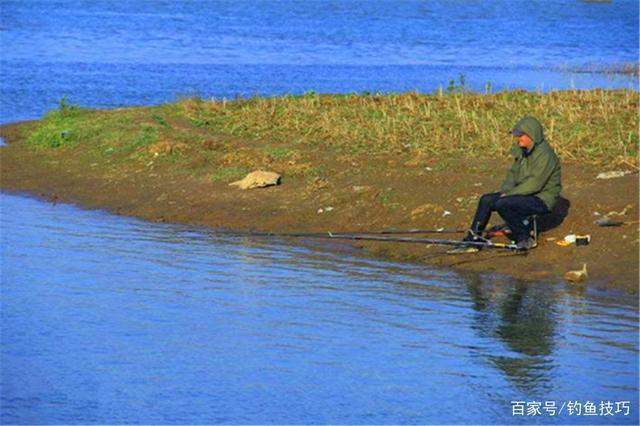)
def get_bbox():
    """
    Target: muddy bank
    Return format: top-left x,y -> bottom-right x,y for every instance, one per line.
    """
1,121 -> 638,293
